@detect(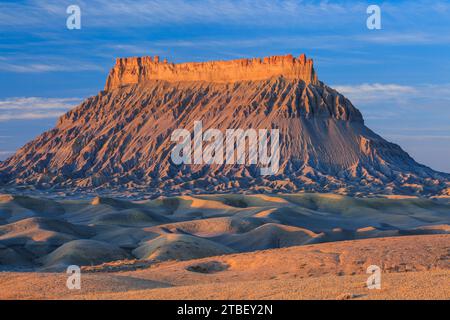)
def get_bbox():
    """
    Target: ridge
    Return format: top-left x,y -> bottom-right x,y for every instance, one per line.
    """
104,54 -> 318,90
